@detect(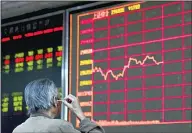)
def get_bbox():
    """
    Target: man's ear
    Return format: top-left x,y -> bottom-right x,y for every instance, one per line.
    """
53,96 -> 57,107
